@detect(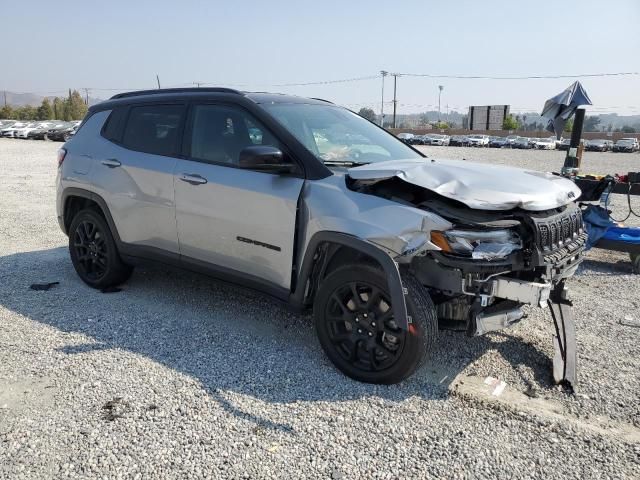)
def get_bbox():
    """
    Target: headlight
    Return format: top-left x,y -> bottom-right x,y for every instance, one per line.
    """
430,229 -> 522,260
